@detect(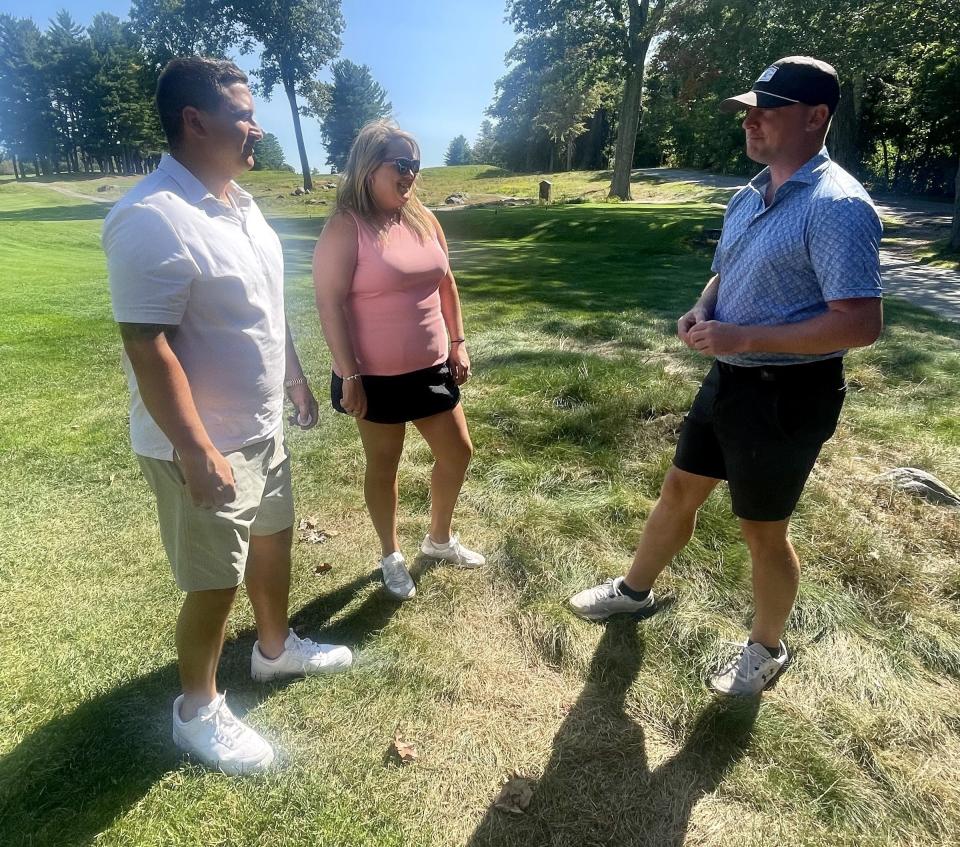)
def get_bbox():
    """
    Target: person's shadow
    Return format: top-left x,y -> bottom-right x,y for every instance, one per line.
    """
0,558 -> 433,847
466,620 -> 760,847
